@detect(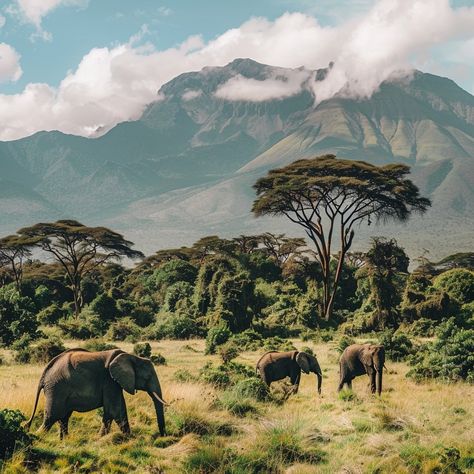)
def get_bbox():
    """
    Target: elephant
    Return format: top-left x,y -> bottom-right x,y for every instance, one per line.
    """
256,350 -> 322,395
338,344 -> 385,395
25,348 -> 167,439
